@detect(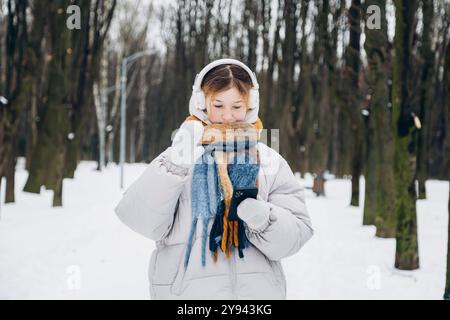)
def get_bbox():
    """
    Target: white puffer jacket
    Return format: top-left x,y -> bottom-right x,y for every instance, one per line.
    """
114,135 -> 314,299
